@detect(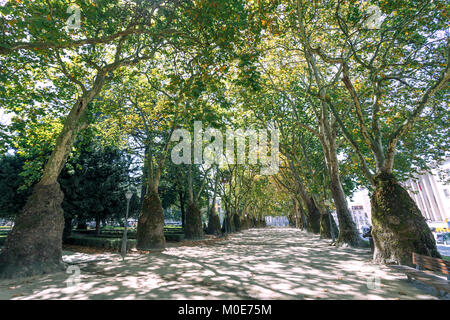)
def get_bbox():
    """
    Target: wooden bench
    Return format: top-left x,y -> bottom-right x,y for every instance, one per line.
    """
389,252 -> 450,297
